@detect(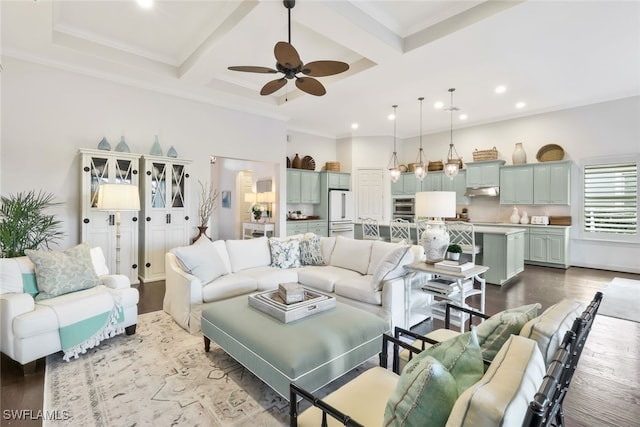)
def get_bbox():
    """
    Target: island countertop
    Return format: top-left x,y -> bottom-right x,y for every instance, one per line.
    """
472,226 -> 526,235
